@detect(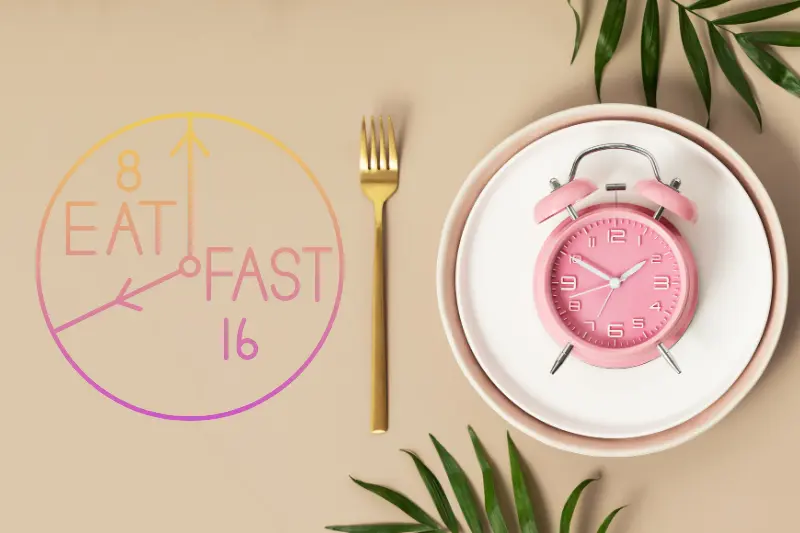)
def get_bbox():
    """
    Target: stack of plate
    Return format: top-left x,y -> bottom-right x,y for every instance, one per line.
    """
436,104 -> 788,457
